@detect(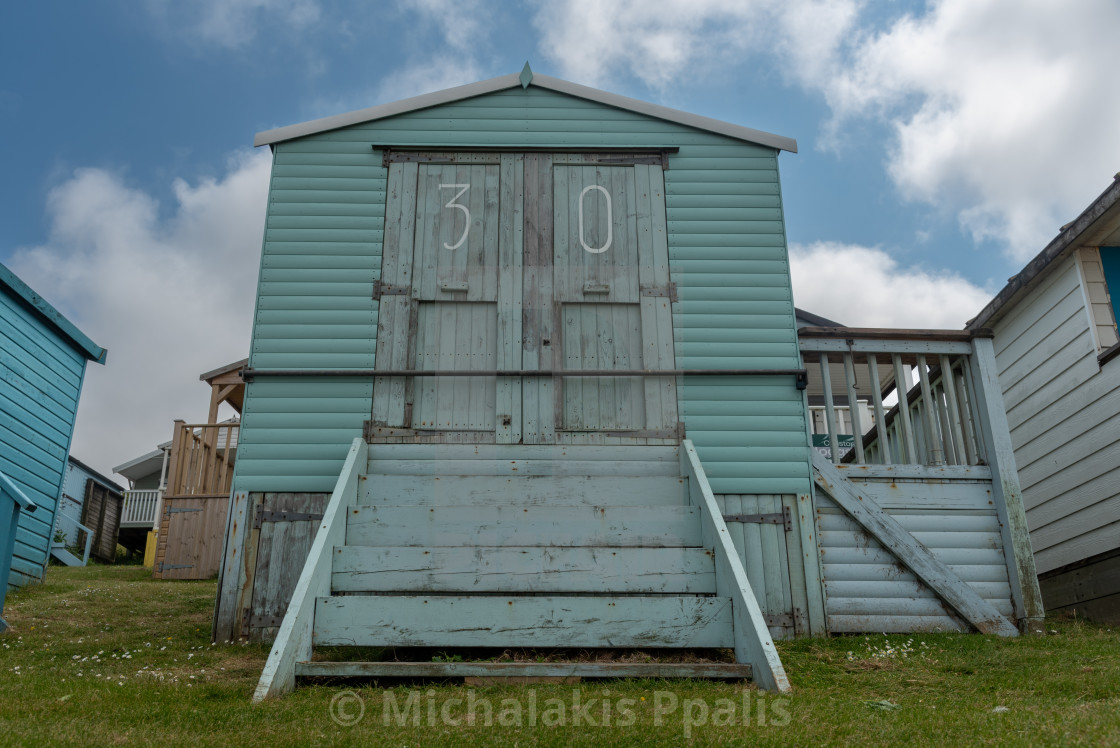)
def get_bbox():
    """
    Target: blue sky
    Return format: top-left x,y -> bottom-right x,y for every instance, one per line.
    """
2,0 -> 1118,476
